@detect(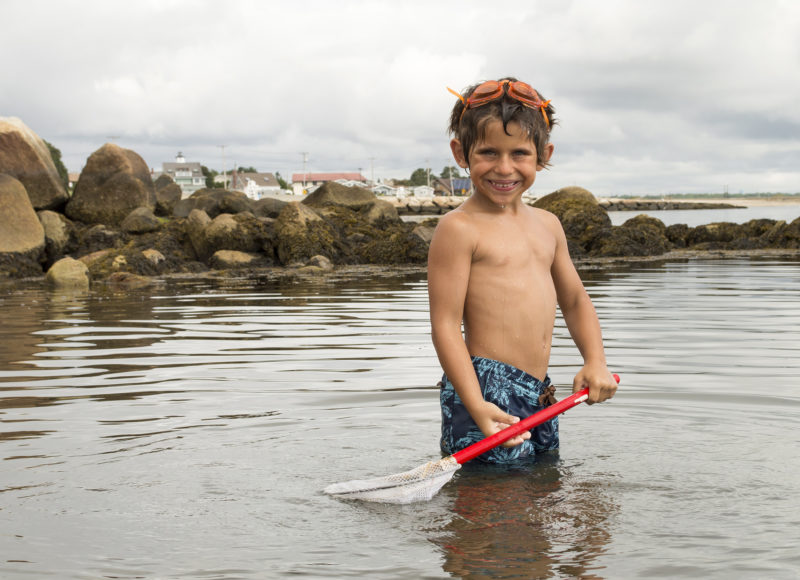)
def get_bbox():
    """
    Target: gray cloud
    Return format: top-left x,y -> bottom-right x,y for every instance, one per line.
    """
2,0 -> 798,195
